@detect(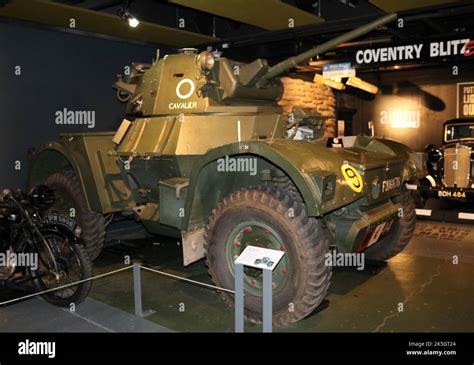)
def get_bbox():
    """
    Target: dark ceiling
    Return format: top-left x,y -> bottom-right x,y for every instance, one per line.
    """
1,0 -> 473,71
214,1 -> 474,69
57,0 -> 385,38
